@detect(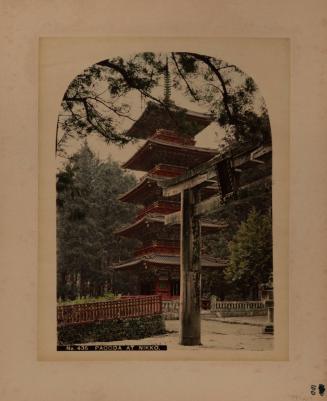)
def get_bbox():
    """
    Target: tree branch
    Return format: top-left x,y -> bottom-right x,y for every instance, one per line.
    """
177,52 -> 234,124
96,60 -> 165,106
62,95 -> 132,143
95,59 -> 180,126
82,99 -> 107,137
207,83 -> 224,96
56,115 -> 60,154
87,96 -> 136,122
217,65 -> 239,71
171,53 -> 199,101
